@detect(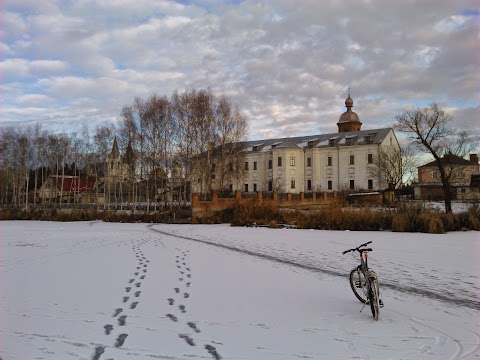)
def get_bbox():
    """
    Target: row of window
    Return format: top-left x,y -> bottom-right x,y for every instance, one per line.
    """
243,154 -> 374,170
241,179 -> 375,192
431,171 -> 465,179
